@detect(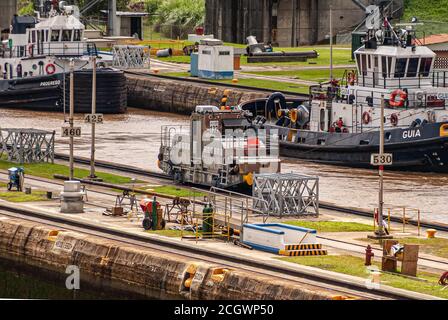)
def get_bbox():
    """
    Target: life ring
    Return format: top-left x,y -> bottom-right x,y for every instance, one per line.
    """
347,71 -> 357,85
27,43 -> 34,57
362,111 -> 371,125
45,63 -> 56,75
389,89 -> 407,108
390,113 -> 399,127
